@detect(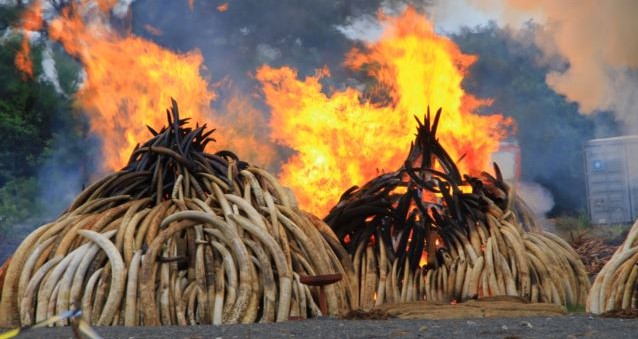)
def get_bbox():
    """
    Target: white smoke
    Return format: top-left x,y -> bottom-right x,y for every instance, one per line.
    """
38,42 -> 65,95
337,15 -> 383,42
515,181 -> 555,230
113,0 -> 135,18
256,43 -> 282,64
